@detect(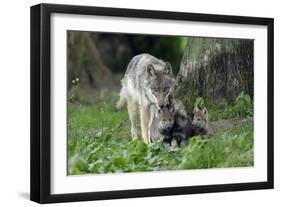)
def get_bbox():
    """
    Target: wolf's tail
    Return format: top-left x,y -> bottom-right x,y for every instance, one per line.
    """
115,95 -> 126,111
